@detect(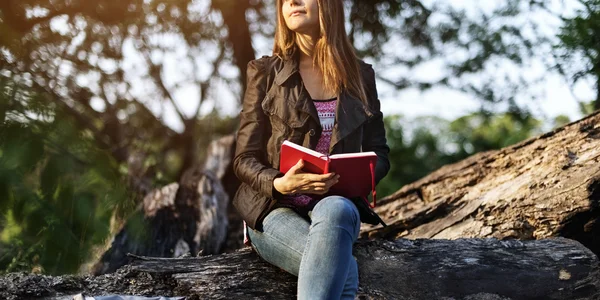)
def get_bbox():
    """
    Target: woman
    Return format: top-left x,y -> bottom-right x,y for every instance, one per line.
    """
232,0 -> 390,298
